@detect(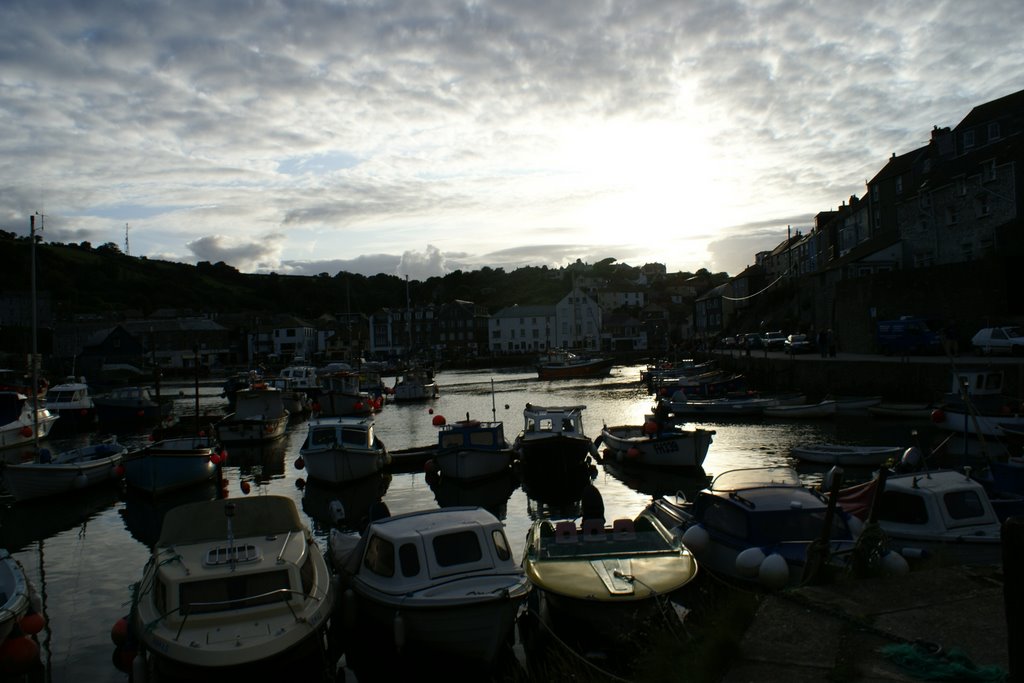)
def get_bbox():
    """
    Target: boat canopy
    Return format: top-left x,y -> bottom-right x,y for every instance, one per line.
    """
710,466 -> 802,492
158,496 -> 305,546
